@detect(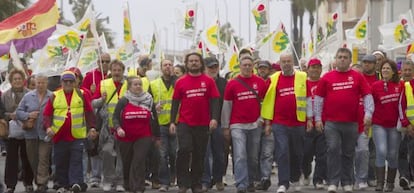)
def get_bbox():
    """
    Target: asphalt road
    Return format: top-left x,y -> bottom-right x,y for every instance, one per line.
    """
0,155 -> 411,193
